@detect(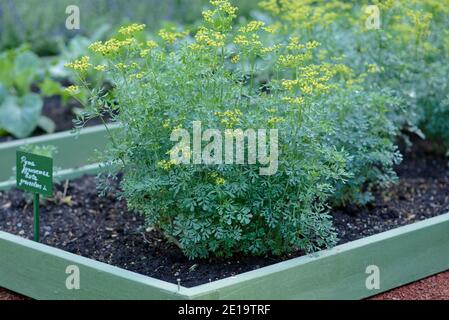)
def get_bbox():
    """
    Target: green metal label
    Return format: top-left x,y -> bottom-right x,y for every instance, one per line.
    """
16,151 -> 53,196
